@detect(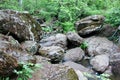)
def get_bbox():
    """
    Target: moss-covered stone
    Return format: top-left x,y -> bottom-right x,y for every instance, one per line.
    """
67,68 -> 79,80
